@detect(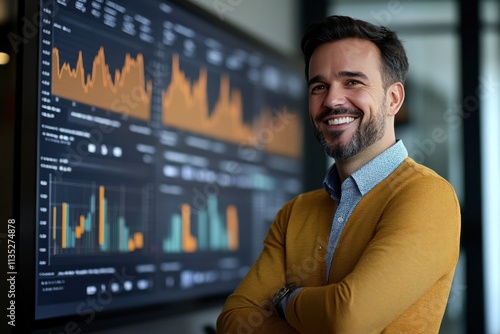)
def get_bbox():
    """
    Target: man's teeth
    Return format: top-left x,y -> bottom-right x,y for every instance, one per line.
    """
328,117 -> 355,125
